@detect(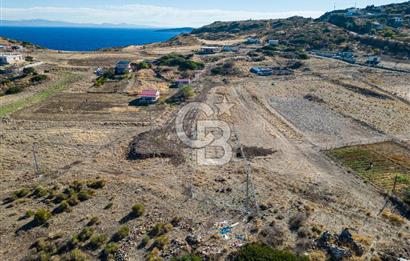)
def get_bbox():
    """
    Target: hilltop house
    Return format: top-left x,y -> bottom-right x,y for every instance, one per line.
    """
0,54 -> 24,65
115,61 -> 132,75
139,89 -> 160,104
